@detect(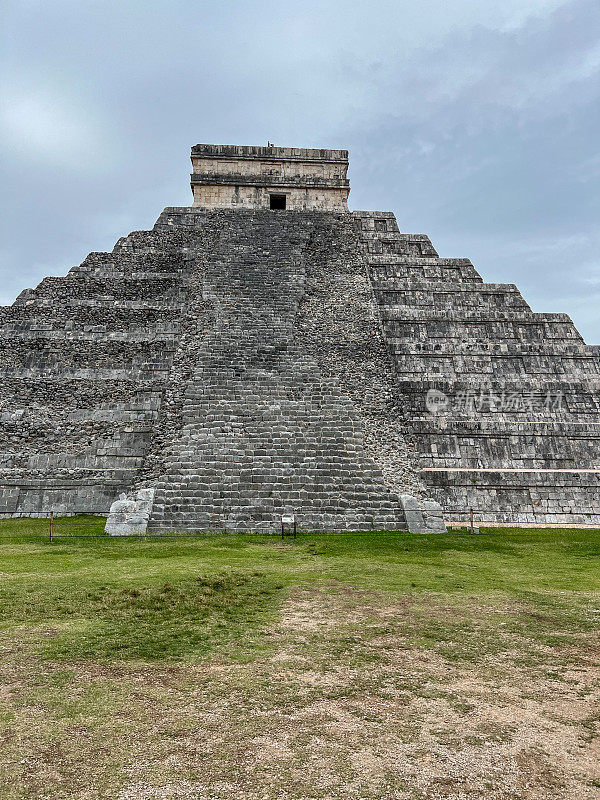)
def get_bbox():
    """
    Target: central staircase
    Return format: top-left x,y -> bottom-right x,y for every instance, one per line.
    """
147,212 -> 409,532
